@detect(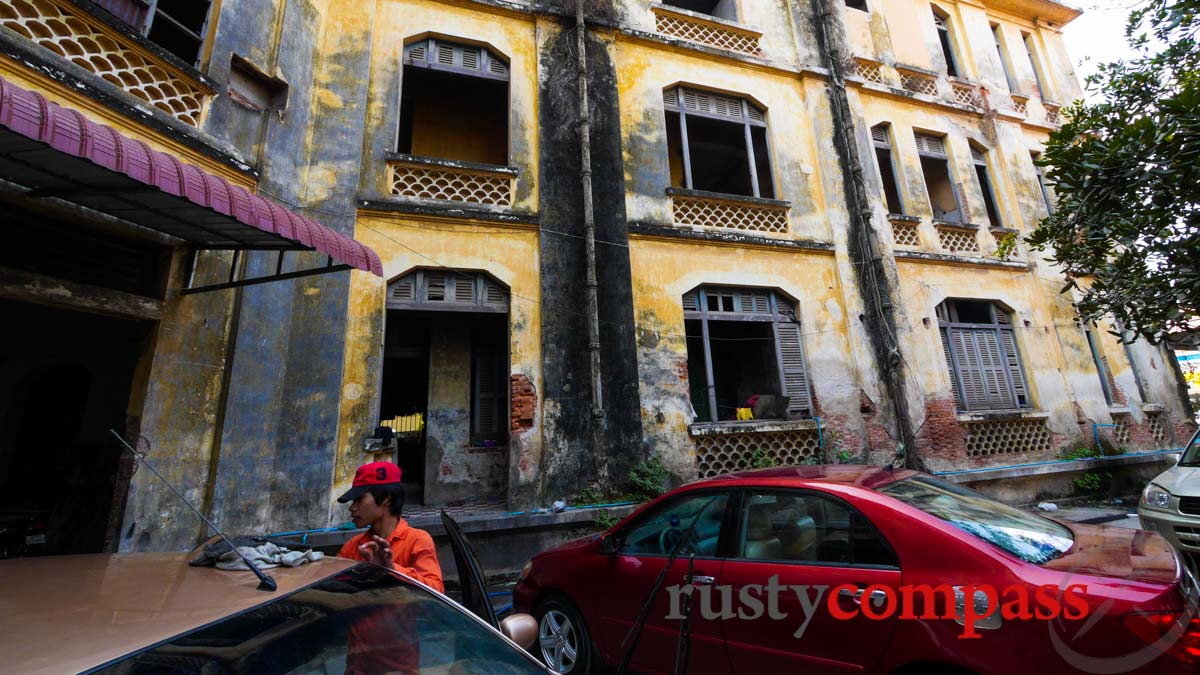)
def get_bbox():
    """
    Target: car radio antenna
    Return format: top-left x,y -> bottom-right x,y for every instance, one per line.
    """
109,429 -> 277,592
616,495 -> 720,675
